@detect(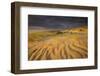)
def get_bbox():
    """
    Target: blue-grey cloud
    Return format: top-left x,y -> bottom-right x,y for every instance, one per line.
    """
28,15 -> 87,29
